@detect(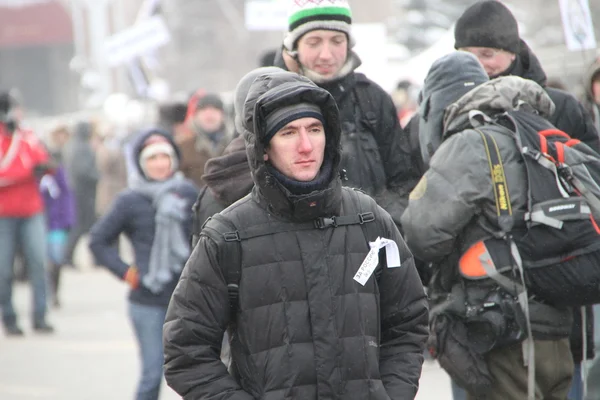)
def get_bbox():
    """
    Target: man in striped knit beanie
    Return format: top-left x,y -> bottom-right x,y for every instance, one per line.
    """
276,0 -> 420,228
